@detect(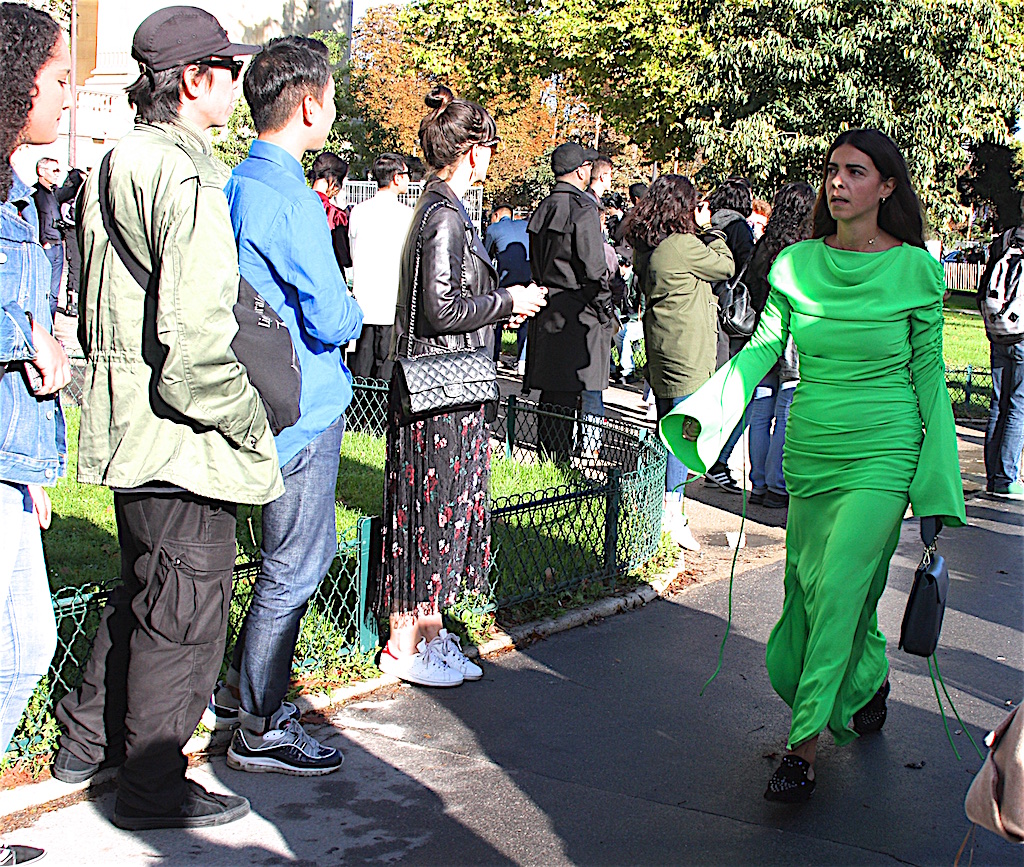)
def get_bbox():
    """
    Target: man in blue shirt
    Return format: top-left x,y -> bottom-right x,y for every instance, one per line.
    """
484,204 -> 531,369
220,36 -> 363,776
